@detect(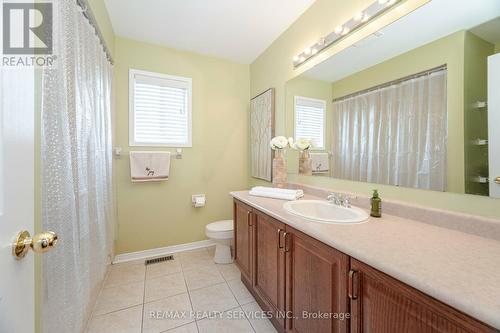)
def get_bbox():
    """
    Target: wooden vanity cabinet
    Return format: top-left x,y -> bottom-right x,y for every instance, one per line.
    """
285,226 -> 350,333
252,209 -> 287,330
234,200 -> 497,333
234,200 -> 350,333
233,200 -> 254,284
349,259 -> 495,333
